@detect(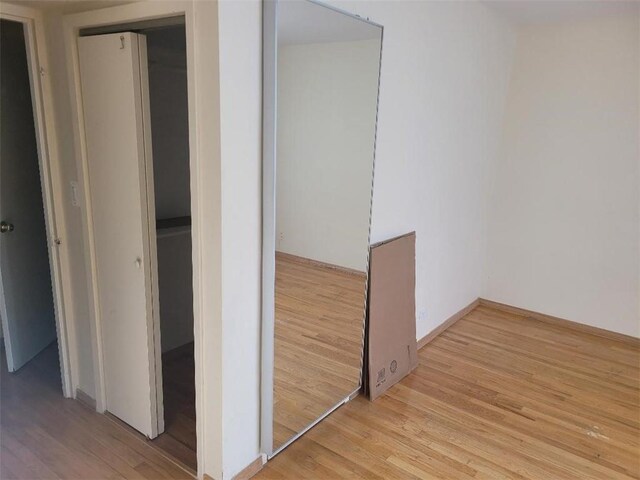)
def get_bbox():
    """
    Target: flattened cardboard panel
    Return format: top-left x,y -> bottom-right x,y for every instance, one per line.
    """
362,279 -> 370,395
367,232 -> 417,401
